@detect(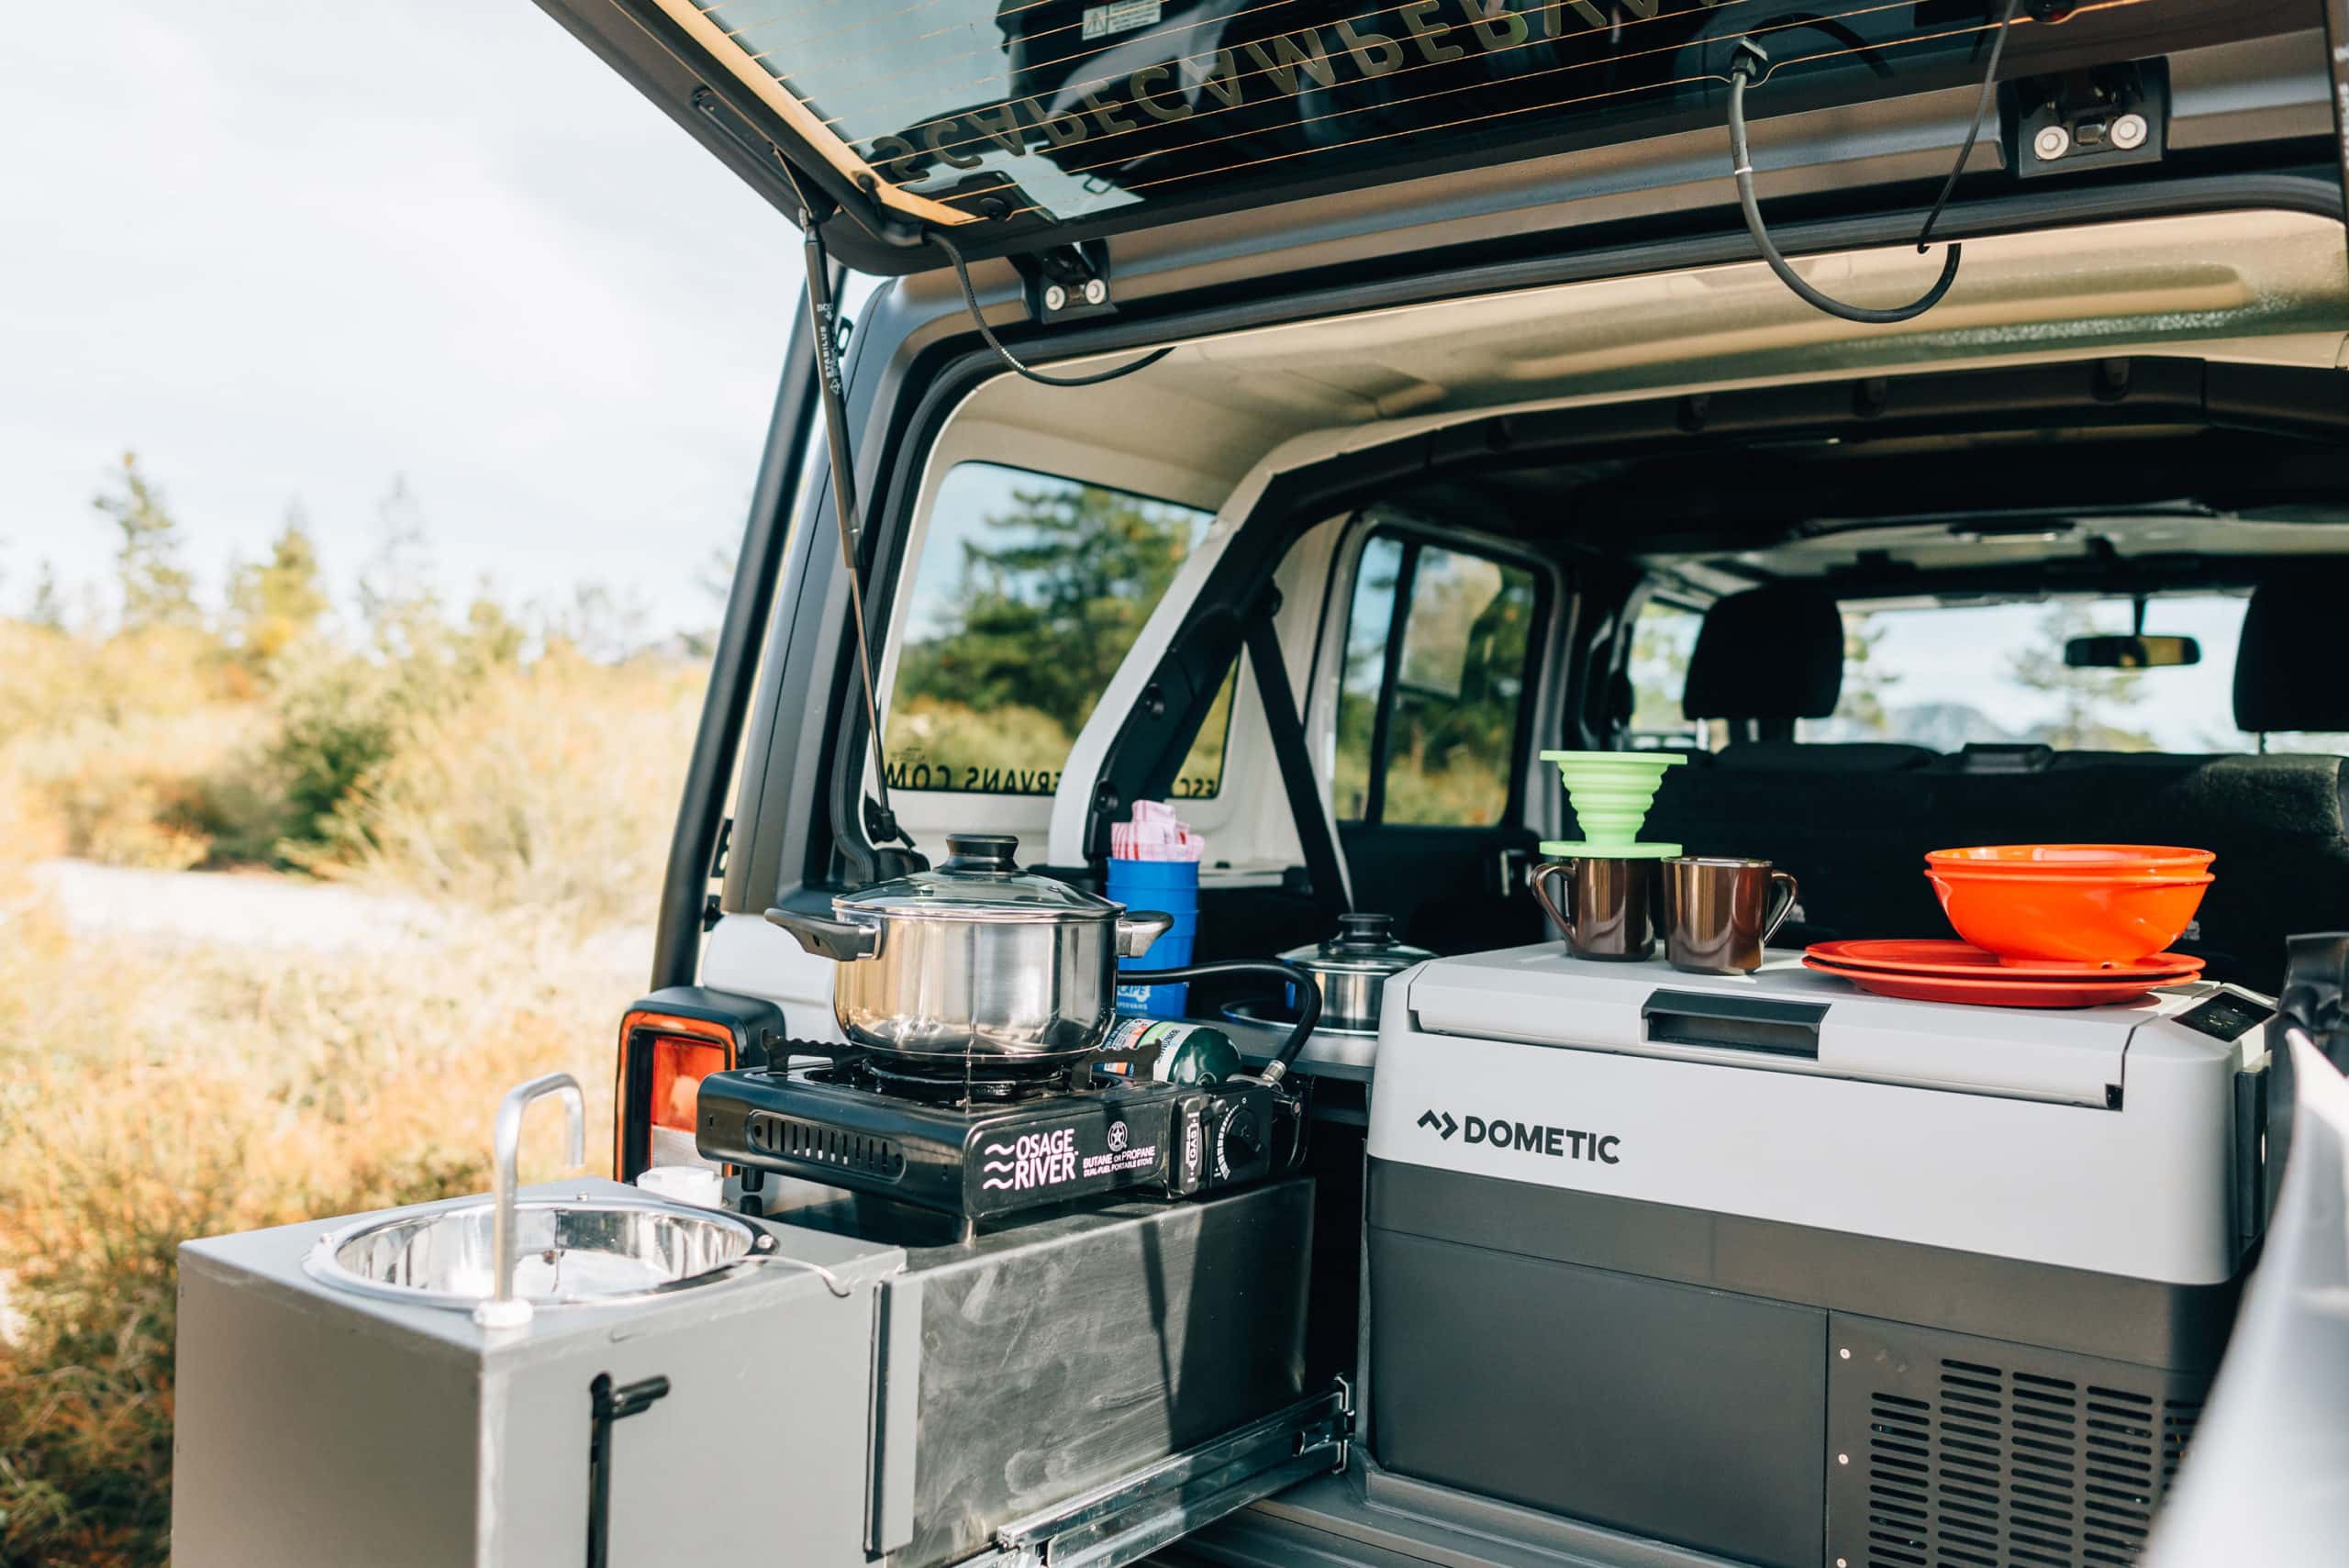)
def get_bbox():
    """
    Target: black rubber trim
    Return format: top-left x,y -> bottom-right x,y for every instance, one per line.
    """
651,268 -> 824,988
1244,599 -> 1350,920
